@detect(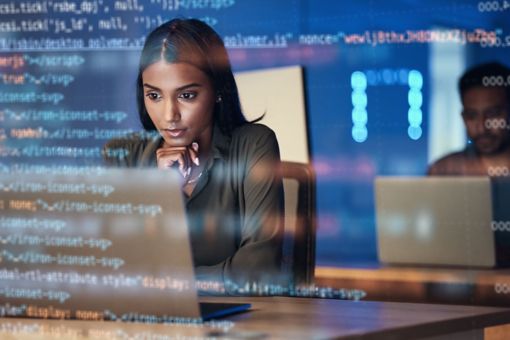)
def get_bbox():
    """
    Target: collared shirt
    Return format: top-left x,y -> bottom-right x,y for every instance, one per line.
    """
103,123 -> 285,291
